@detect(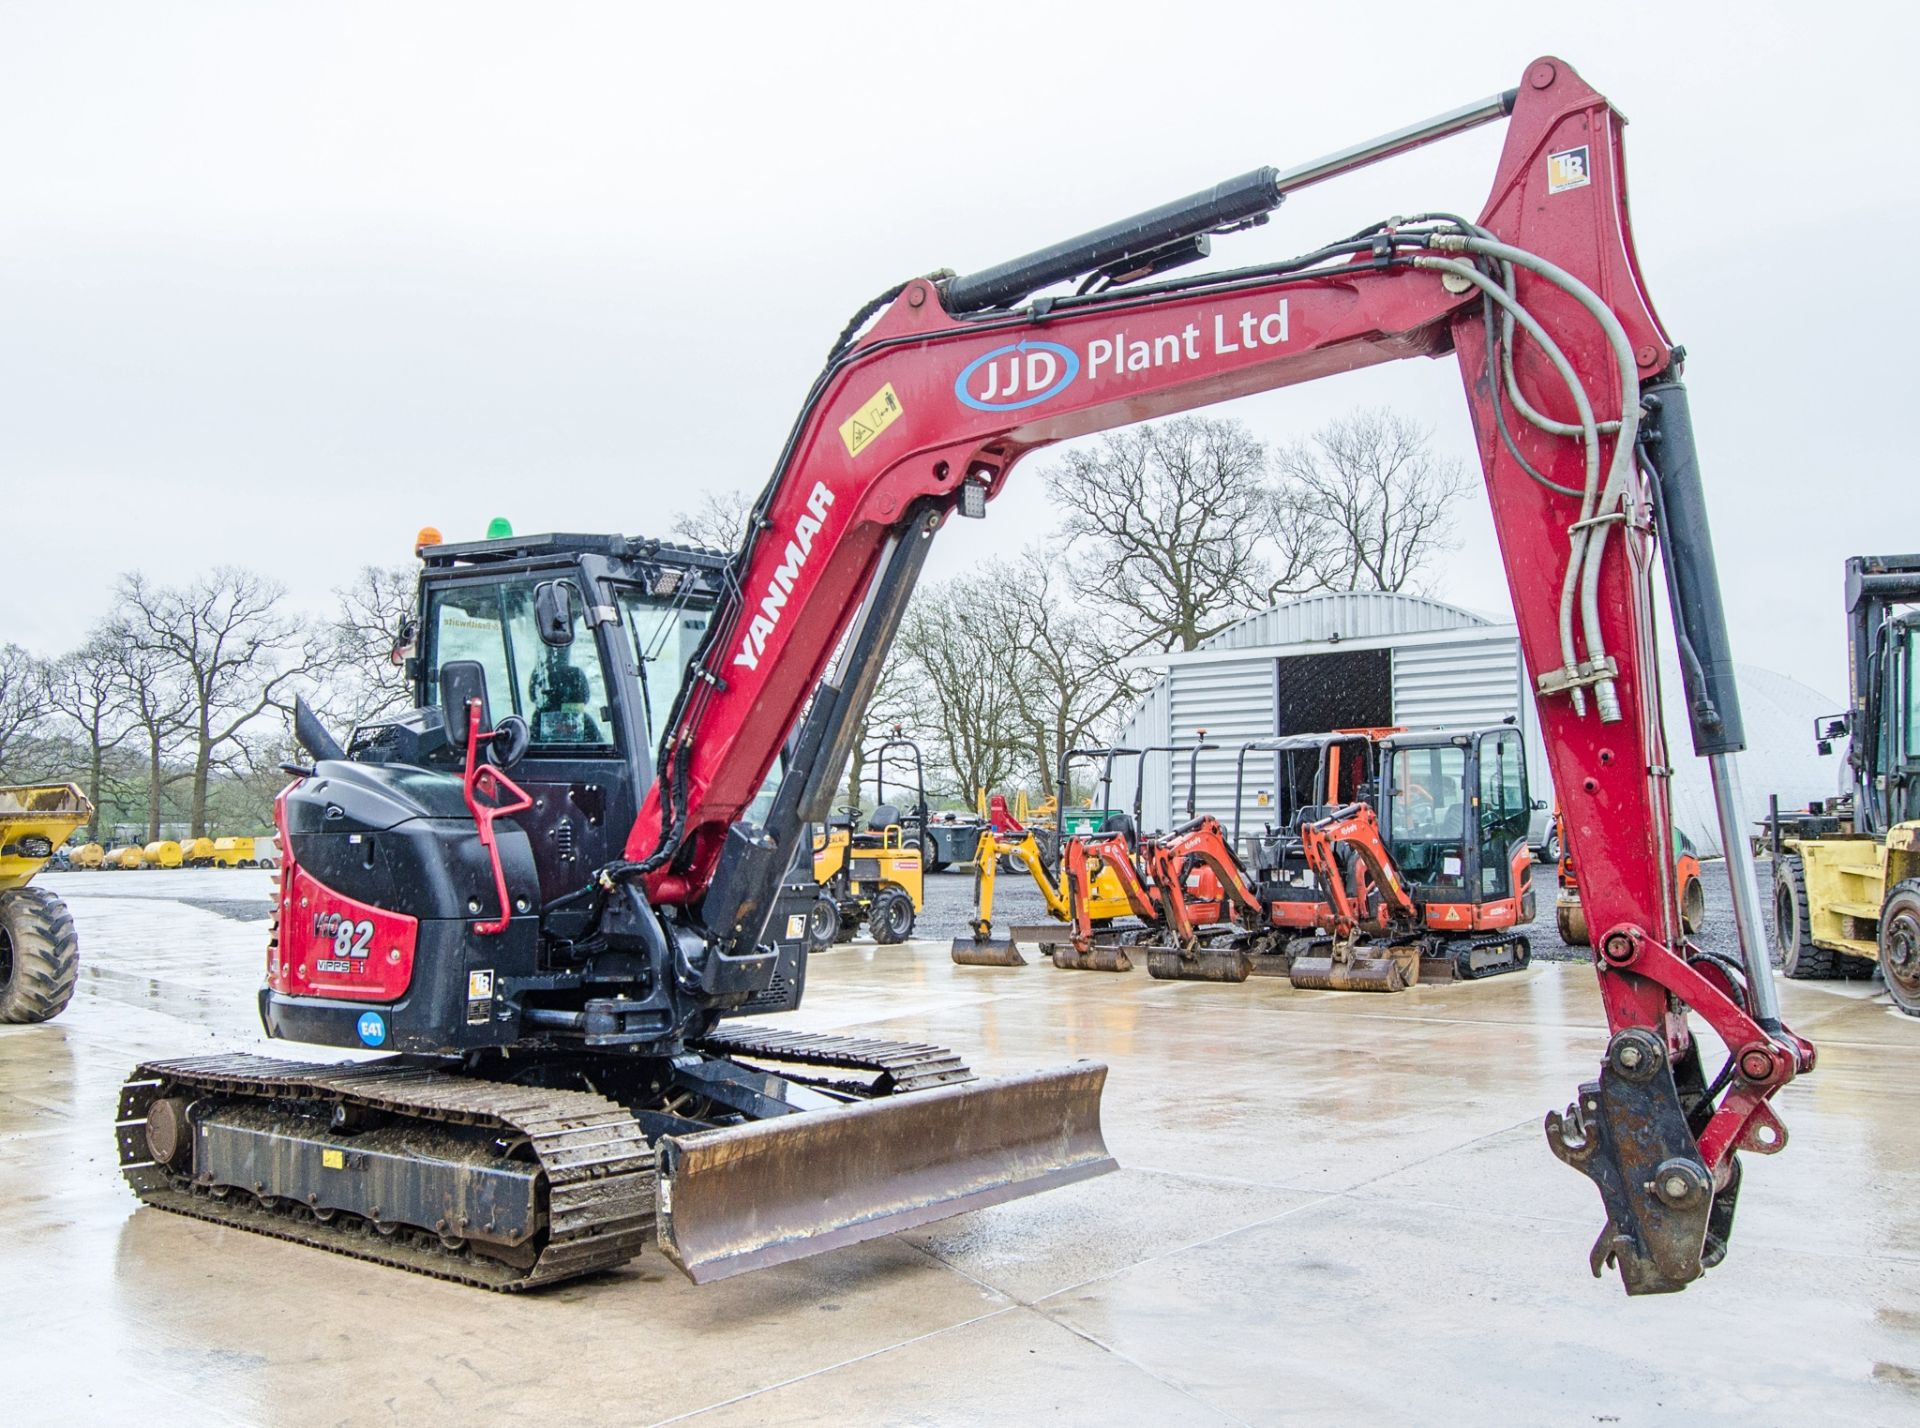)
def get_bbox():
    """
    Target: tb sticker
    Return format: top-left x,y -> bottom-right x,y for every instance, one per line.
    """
1547,146 -> 1591,194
